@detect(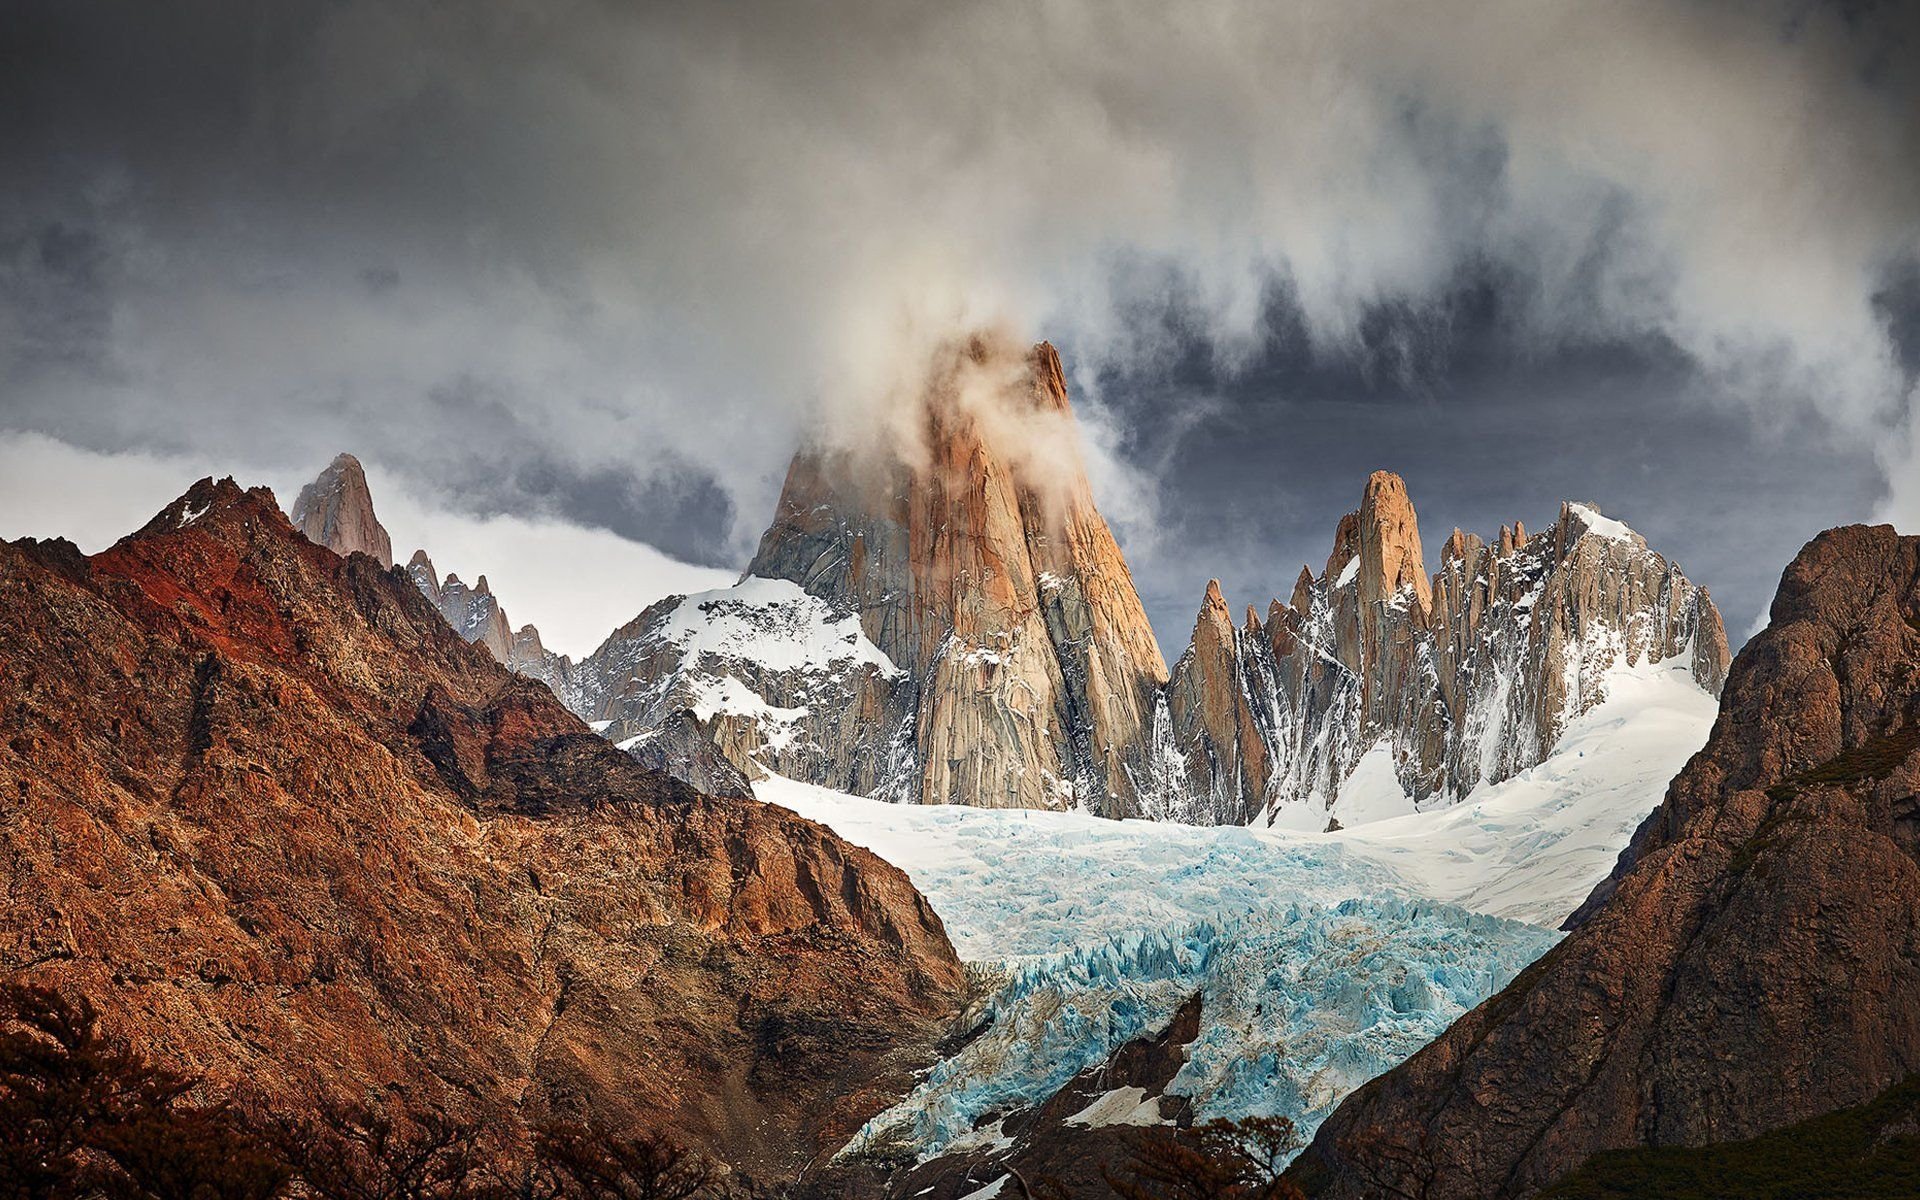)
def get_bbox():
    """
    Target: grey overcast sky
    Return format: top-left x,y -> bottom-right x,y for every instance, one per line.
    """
3,0 -> 1917,652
